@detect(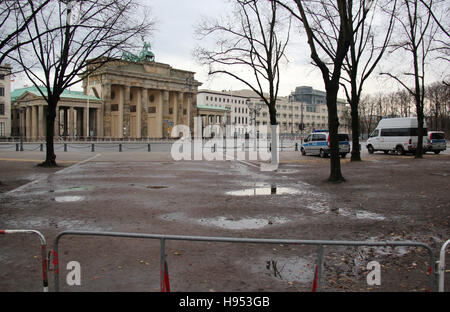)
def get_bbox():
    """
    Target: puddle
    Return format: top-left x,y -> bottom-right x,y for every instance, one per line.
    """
52,186 -> 94,193
54,196 -> 85,203
199,216 -> 289,230
305,202 -> 387,221
226,187 -> 300,196
245,256 -> 315,284
147,185 -> 169,189
160,213 -> 289,230
3,217 -> 112,231
276,169 -> 299,174
338,209 -> 386,221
